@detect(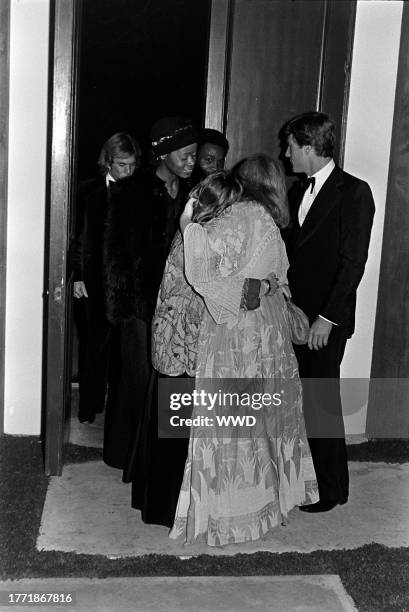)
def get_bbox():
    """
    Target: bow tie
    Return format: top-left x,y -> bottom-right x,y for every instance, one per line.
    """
302,177 -> 315,194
